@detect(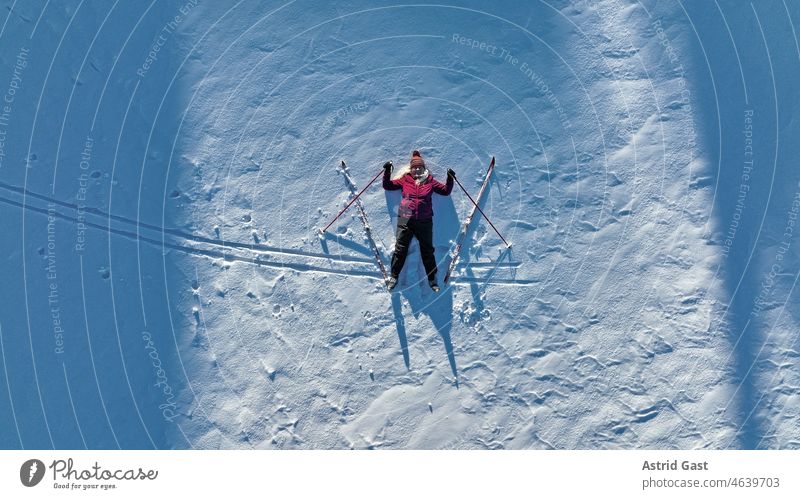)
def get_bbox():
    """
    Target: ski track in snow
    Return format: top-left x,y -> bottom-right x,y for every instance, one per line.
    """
0,181 -> 526,285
